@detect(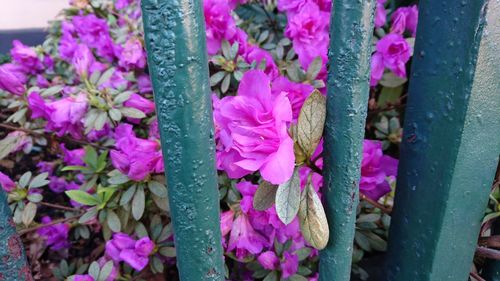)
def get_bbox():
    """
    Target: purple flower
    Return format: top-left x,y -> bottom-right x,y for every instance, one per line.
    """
281,251 -> 299,278
110,124 -> 163,181
72,14 -> 115,60
213,70 -> 295,184
60,144 -> 85,166
0,63 -> 27,96
27,92 -> 88,138
285,2 -> 329,71
360,140 -> 398,200
203,0 -> 237,55
244,46 -> 279,79
37,216 -> 70,250
228,212 -> 268,259
59,22 -> 78,61
115,0 -> 133,9
123,93 -> 155,115
10,40 -> 42,74
391,5 -> 419,36
0,171 -> 15,192
272,76 -> 314,121
73,275 -> 94,281
370,33 -> 411,86
137,75 -> 152,94
221,210 -> 234,237
278,0 -> 331,14
374,0 -> 387,28
258,251 -> 280,270
72,44 -> 95,78
105,233 -> 155,271
115,38 -> 146,70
